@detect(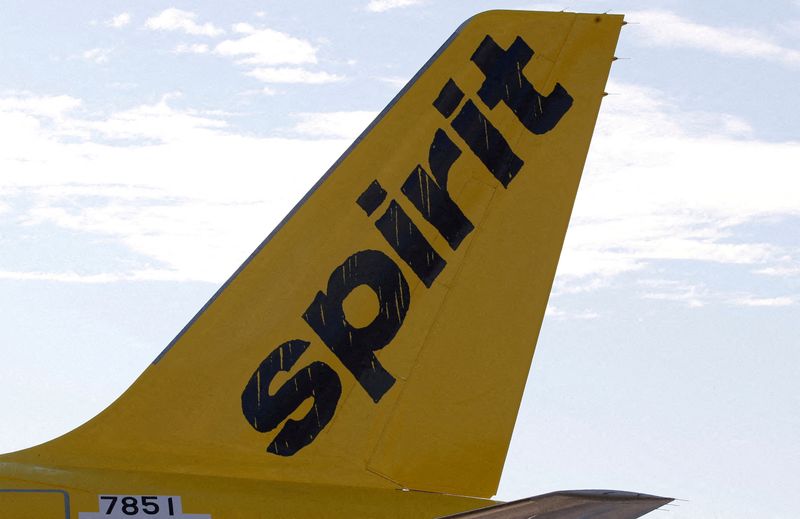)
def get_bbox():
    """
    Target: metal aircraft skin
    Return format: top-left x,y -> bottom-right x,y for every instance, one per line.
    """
0,10 -> 672,519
